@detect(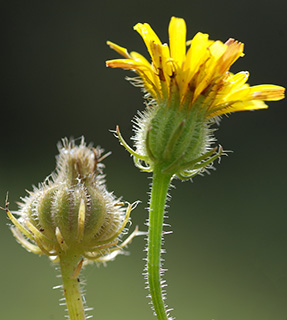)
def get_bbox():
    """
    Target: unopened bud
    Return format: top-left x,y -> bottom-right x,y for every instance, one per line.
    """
6,138 -> 137,263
